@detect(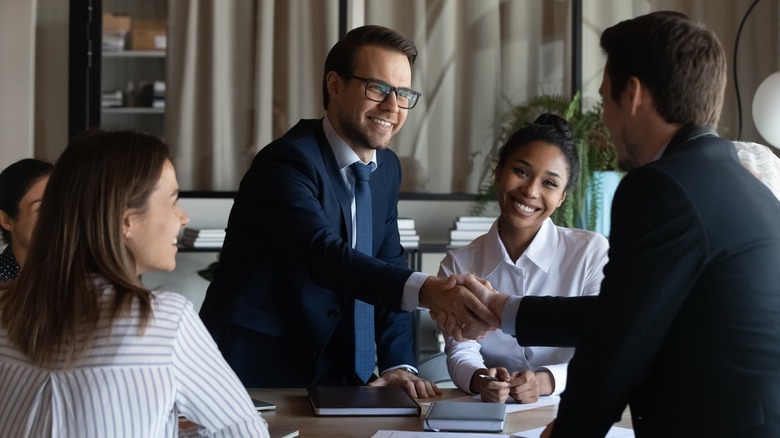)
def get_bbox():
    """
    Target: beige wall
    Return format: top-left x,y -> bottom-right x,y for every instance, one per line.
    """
2,1 -> 778,172
0,0 -> 37,168
0,0 -> 68,170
